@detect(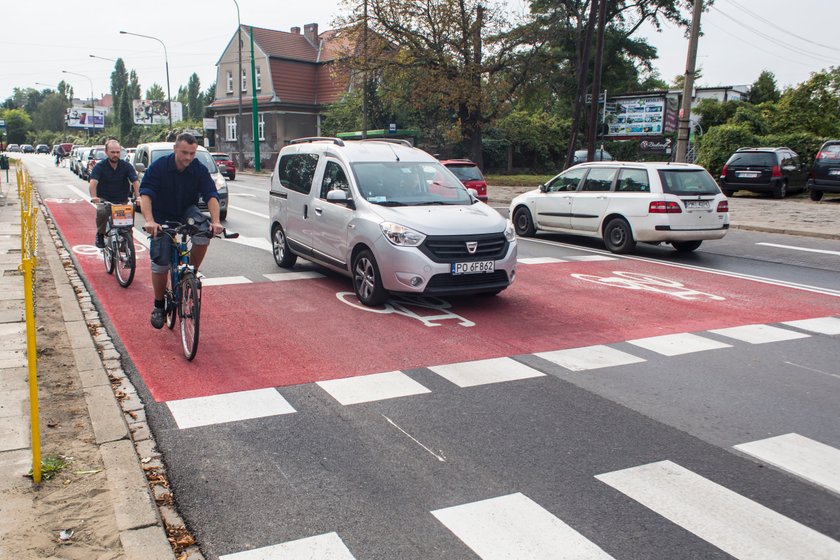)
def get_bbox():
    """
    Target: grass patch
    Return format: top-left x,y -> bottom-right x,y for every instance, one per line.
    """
485,174 -> 554,187
30,453 -> 69,481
